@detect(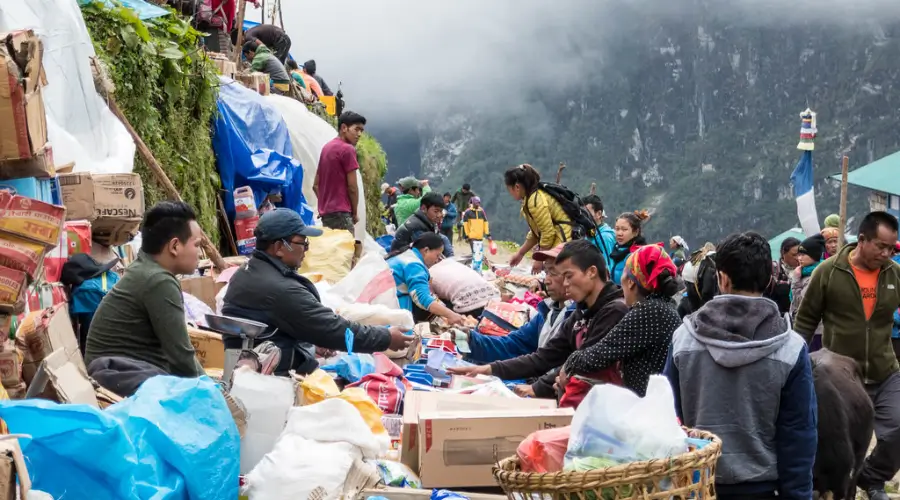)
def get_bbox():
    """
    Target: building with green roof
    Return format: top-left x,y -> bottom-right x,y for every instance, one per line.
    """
830,151 -> 900,220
